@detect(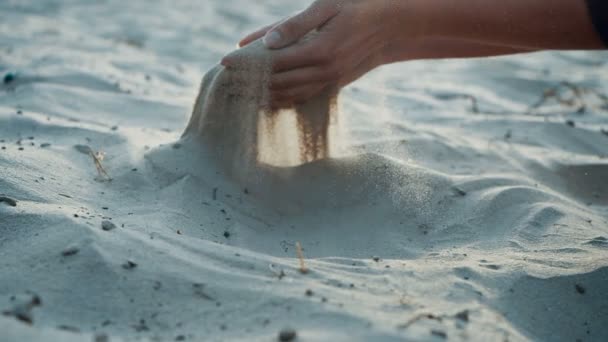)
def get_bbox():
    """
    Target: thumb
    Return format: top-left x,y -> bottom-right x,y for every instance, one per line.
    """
263,1 -> 338,49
